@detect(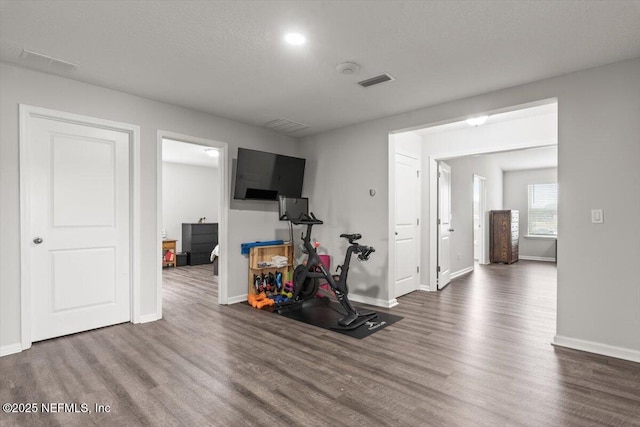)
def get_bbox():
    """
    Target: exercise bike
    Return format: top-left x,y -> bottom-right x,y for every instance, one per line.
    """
289,212 -> 377,330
